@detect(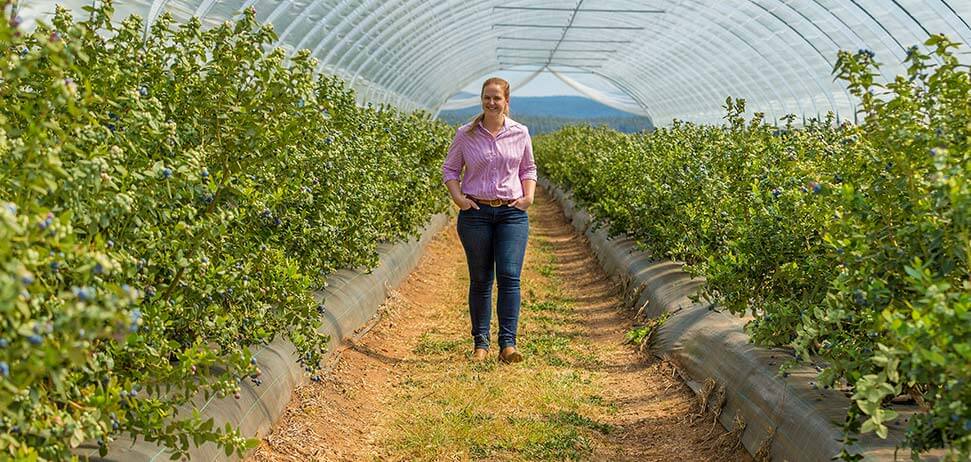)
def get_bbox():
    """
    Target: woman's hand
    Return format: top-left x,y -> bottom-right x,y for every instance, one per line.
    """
511,195 -> 533,211
457,196 -> 480,211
